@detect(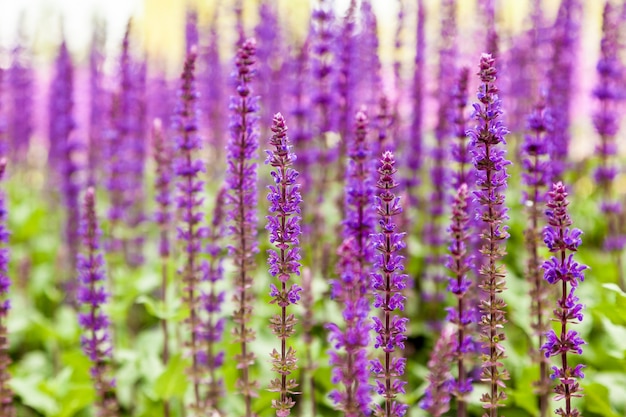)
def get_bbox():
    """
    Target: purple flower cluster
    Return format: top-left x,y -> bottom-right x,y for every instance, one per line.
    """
541,182 -> 586,417
468,53 -> 511,416
445,184 -> 474,412
521,99 -> 553,414
266,113 -> 302,417
370,151 -> 408,417
406,0 -> 425,206
49,40 -> 81,296
0,160 -> 12,416
77,188 -> 118,417
8,44 -> 33,160
326,110 -> 374,416
201,187 -> 227,412
172,48 -> 207,413
593,1 -> 625,254
153,119 -> 172,258
327,238 -> 371,416
87,24 -> 106,187
225,38 -> 260,413
546,0 -> 582,180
